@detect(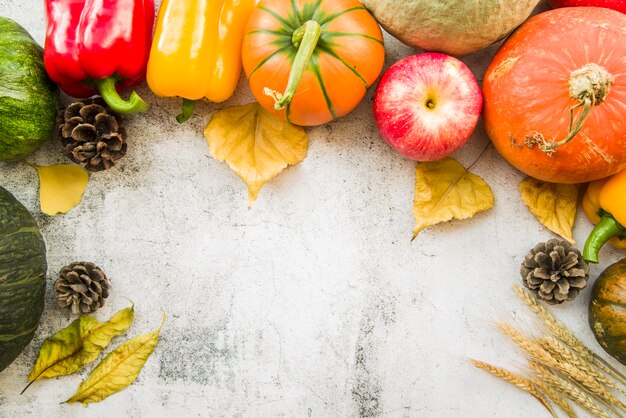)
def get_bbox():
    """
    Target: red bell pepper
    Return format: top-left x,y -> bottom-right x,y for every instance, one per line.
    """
44,0 -> 154,114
